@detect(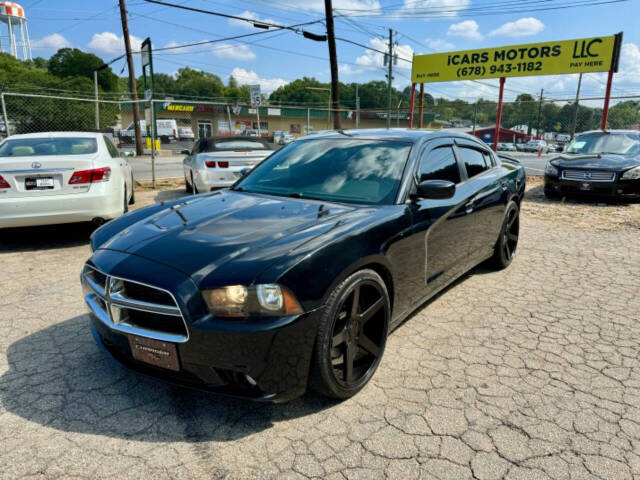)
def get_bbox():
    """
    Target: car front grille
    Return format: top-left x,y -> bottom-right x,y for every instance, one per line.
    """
82,264 -> 189,343
562,169 -> 615,182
